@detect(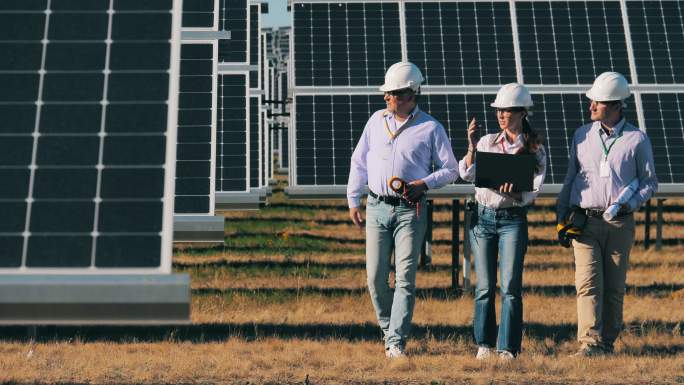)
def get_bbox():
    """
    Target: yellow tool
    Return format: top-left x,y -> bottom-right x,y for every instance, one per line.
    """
556,219 -> 583,248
